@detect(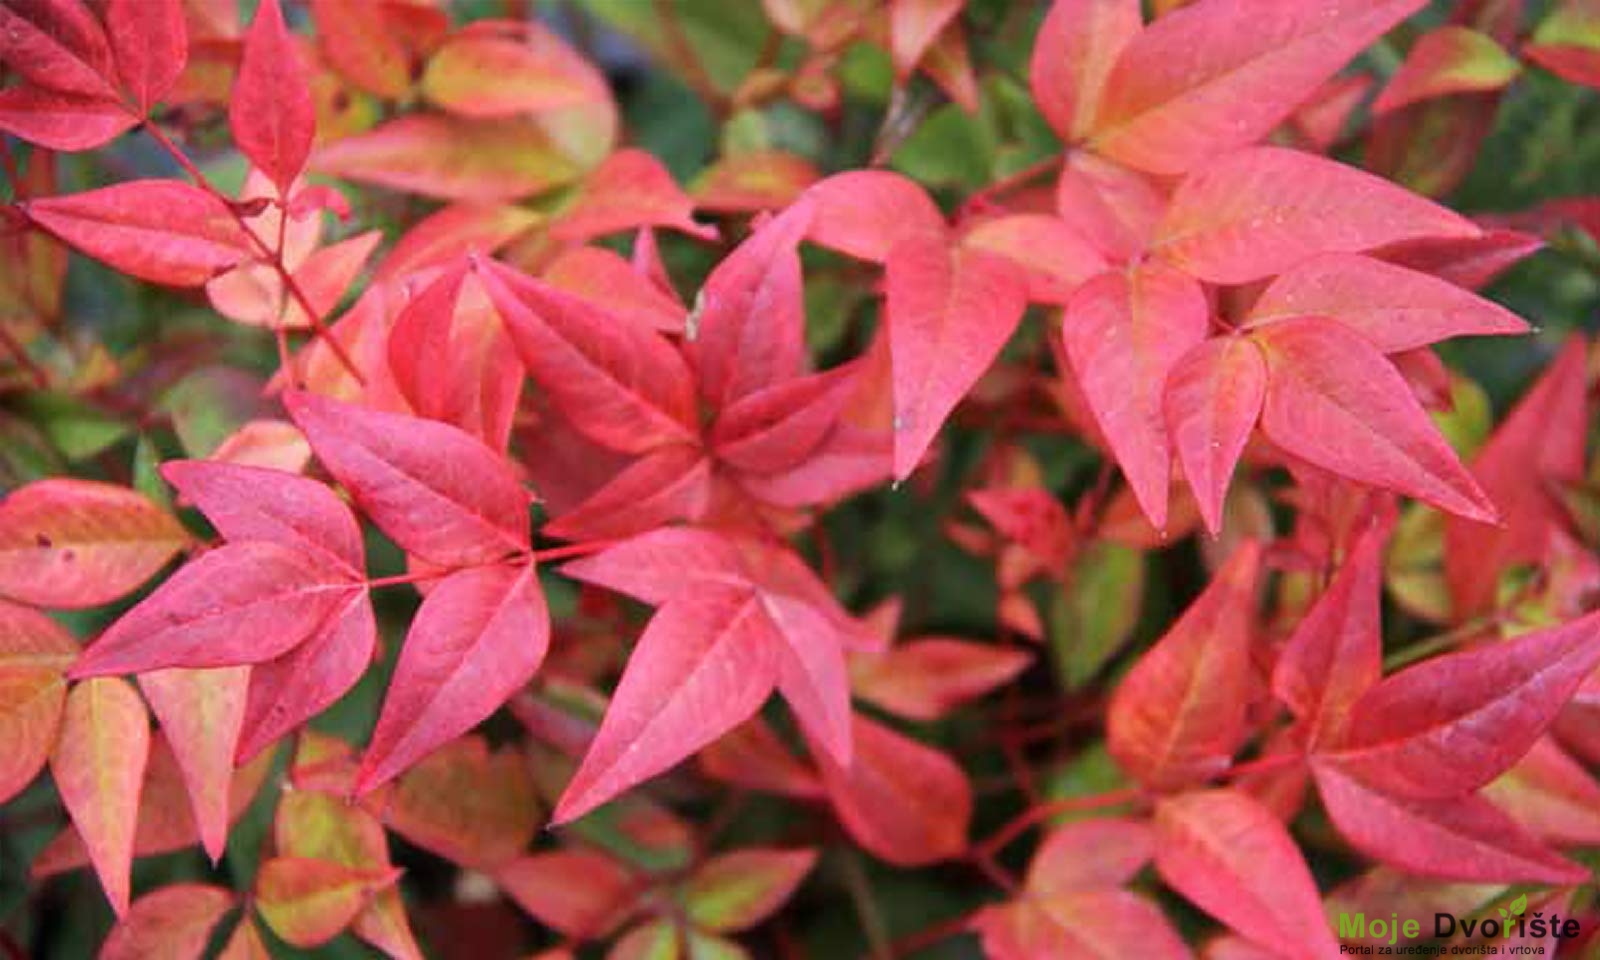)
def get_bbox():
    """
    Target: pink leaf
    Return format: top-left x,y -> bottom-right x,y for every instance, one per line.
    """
356,561 -> 548,792
1154,147 -> 1481,285
1026,817 -> 1155,893
237,590 -> 374,762
106,0 -> 187,114
801,171 -> 946,263
22,180 -> 253,286
160,460 -> 364,574
1163,337 -> 1267,535
138,666 -> 248,862
711,363 -> 862,475
553,584 -> 783,824
1318,610 -> 1600,799
0,86 -> 137,150
1246,254 -> 1528,353
849,637 -> 1032,722
231,0 -> 314,193
543,445 -> 711,542
284,390 -> 530,566
1154,788 -> 1340,959
886,236 -> 1027,480
543,245 -> 685,334
100,884 -> 234,960
0,0 -> 118,99
958,214 -> 1109,304
1064,262 -> 1208,529
549,148 -> 715,243
1091,0 -> 1427,174
1253,317 -> 1495,521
